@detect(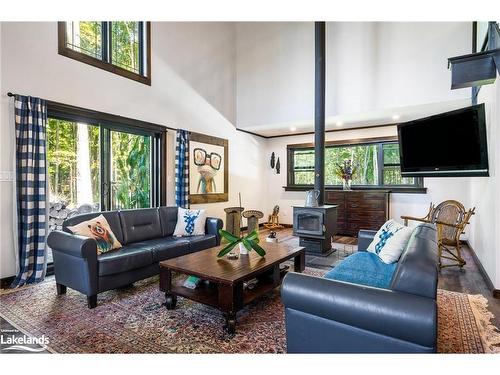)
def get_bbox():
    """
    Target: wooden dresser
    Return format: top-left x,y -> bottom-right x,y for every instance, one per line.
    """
324,190 -> 390,236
